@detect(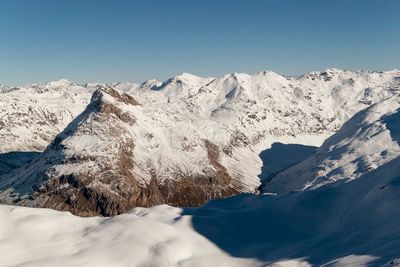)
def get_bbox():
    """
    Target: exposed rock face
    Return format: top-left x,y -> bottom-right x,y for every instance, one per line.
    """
0,87 -> 244,216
